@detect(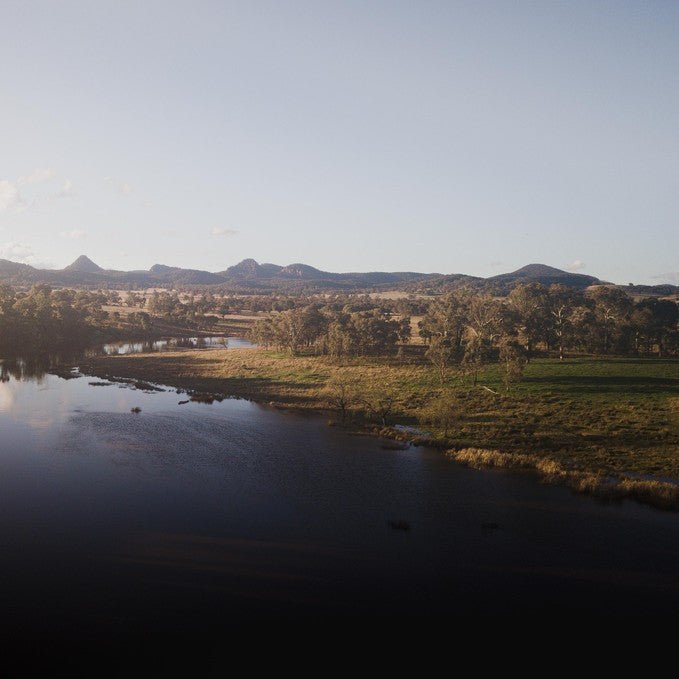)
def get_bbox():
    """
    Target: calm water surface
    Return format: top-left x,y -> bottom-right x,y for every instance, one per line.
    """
0,354 -> 678,644
100,335 -> 255,355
